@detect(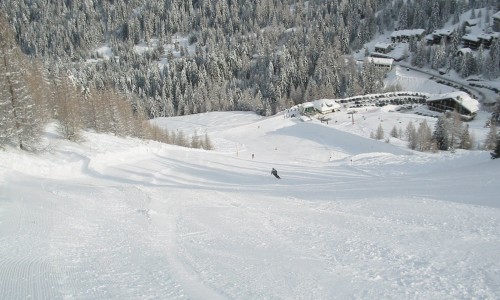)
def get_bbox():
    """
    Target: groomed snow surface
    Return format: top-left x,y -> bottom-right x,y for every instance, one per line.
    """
1,110 -> 499,299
